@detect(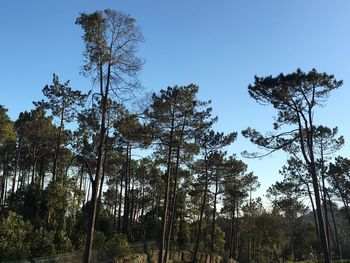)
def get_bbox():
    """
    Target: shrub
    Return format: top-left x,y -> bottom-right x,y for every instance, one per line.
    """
30,227 -> 56,258
0,211 -> 32,260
